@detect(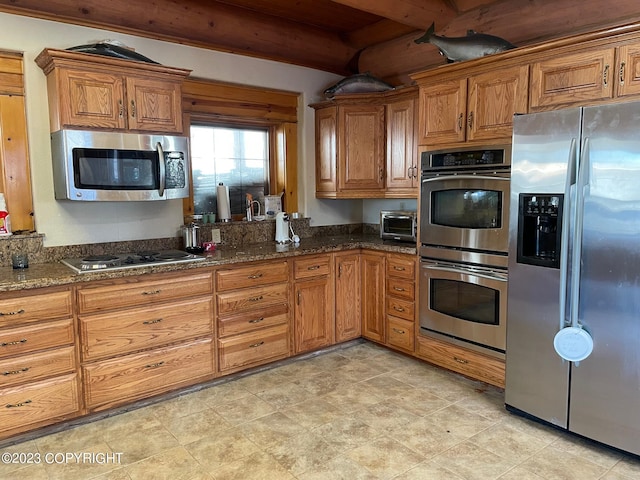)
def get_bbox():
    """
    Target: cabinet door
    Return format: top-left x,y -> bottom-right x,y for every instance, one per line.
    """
417,79 -> 466,146
616,43 -> 640,98
315,106 -> 338,195
294,277 -> 335,353
386,98 -> 417,192
530,47 -> 615,110
125,77 -> 183,133
361,251 -> 385,342
335,252 -> 361,342
58,68 -> 126,129
338,105 -> 385,191
467,65 -> 529,141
